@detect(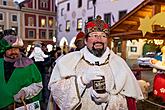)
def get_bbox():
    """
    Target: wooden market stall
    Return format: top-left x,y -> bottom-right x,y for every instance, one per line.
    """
109,0 -> 165,60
